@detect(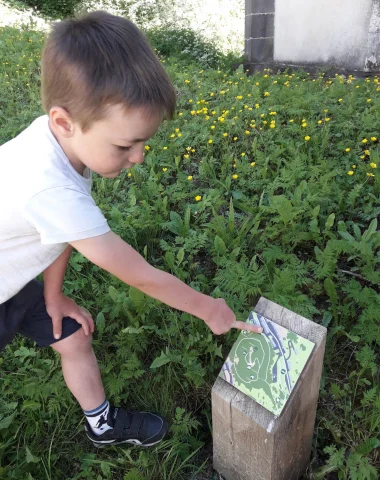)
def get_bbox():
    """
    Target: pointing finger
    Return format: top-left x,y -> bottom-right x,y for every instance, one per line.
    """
233,321 -> 263,334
